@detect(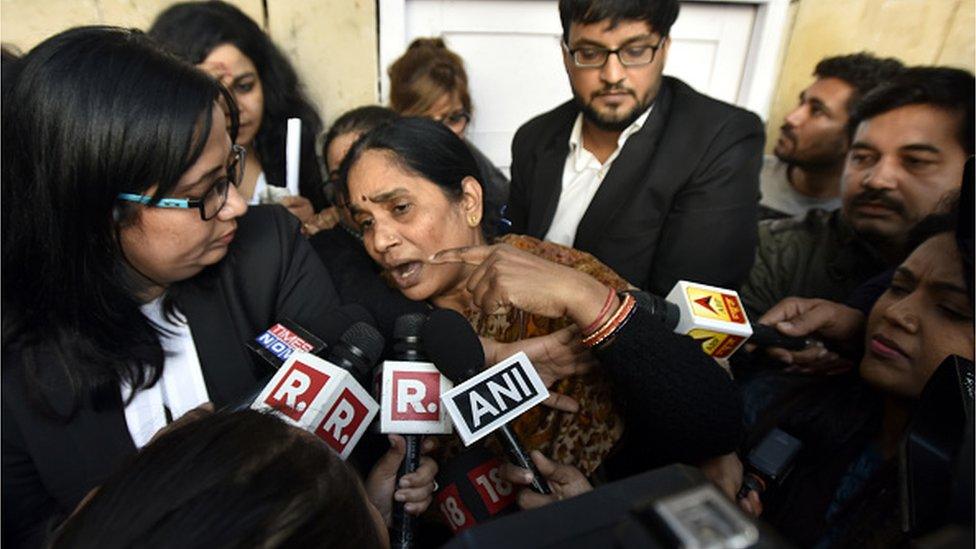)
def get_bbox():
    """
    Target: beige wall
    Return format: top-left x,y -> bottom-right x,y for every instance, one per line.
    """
0,0 -> 377,128
765,0 -> 975,152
